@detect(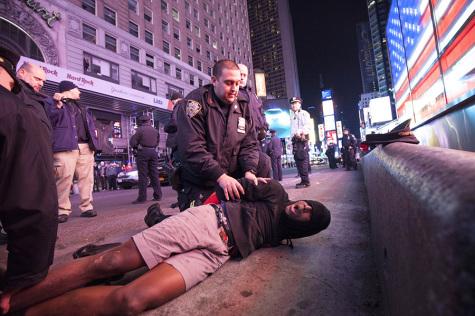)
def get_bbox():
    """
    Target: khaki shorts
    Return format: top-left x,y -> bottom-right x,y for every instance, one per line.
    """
133,205 -> 230,290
